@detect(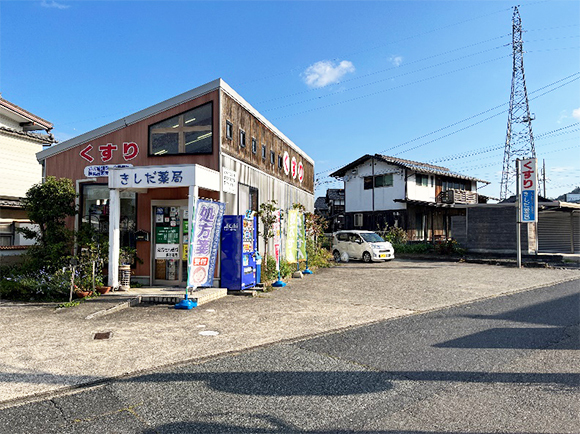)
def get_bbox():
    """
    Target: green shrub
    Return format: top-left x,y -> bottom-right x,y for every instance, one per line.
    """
377,224 -> 408,245
0,266 -> 71,301
393,243 -> 434,254
434,239 -> 466,255
393,240 -> 466,256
